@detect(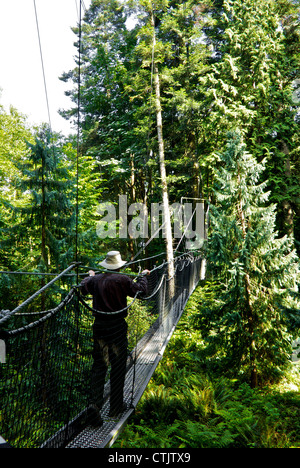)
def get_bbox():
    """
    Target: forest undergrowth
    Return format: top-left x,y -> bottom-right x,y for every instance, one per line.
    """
115,285 -> 300,449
